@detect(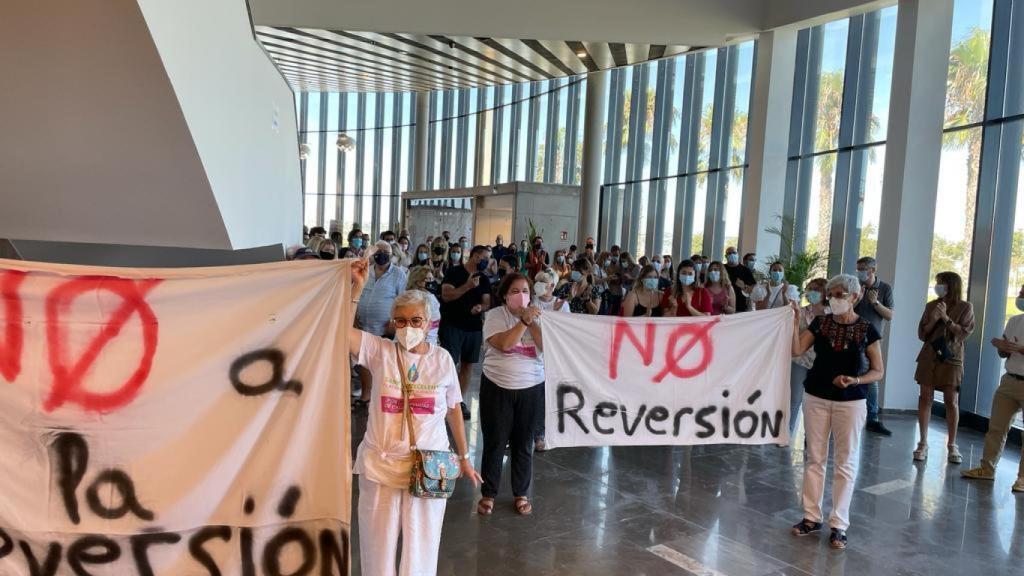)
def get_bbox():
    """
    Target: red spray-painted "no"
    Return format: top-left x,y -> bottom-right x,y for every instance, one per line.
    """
608,318 -> 720,383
